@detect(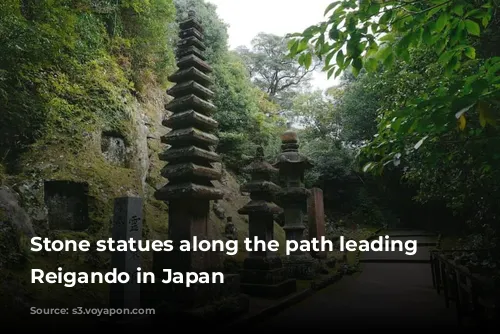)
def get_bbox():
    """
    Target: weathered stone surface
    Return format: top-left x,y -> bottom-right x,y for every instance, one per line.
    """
279,187 -> 310,202
167,80 -> 214,100
240,180 -> 281,195
161,127 -> 219,147
109,197 -> 143,310
179,27 -> 204,42
176,45 -> 206,62
308,188 -> 326,259
101,133 -> 128,167
160,162 -> 222,181
159,146 -> 220,164
178,35 -> 206,51
155,183 -> 224,201
163,109 -> 218,131
154,11 -> 247,317
165,94 -> 217,114
0,186 -> 36,238
281,129 -> 298,143
239,147 -> 296,298
168,67 -> 213,86
177,54 -> 212,73
179,20 -> 203,36
238,200 -> 282,215
274,129 -> 318,278
282,254 -> 318,280
43,181 -> 89,231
